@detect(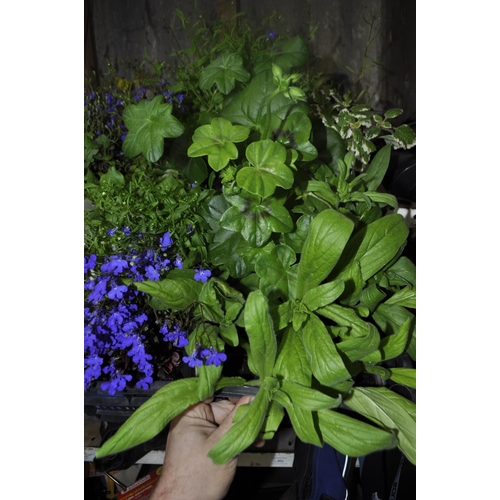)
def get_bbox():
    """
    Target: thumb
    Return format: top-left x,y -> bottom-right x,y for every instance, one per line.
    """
208,395 -> 254,445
